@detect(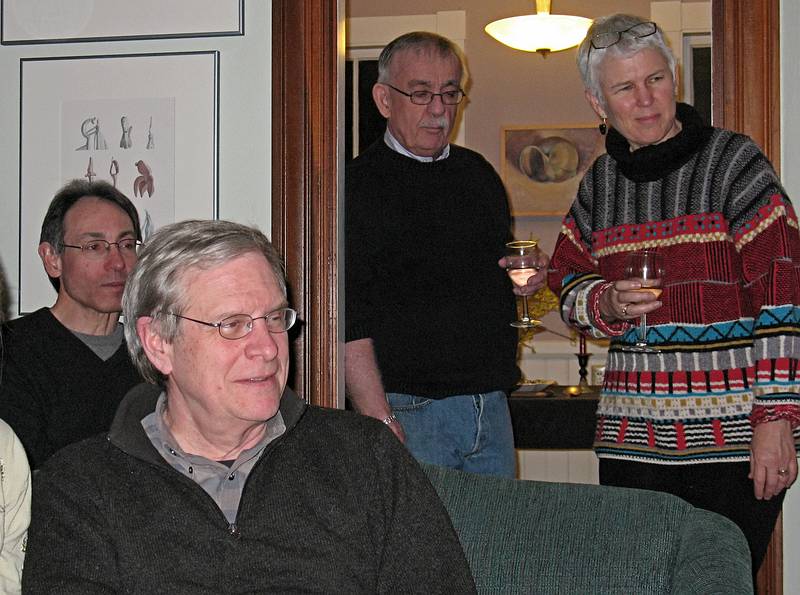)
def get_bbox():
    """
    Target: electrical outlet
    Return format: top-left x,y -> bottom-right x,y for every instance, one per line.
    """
591,364 -> 606,387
